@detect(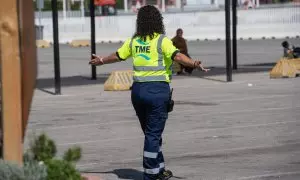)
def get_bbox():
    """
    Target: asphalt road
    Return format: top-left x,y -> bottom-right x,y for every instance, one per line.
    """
26,72 -> 300,180
27,38 -> 300,180
37,38 -> 300,79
